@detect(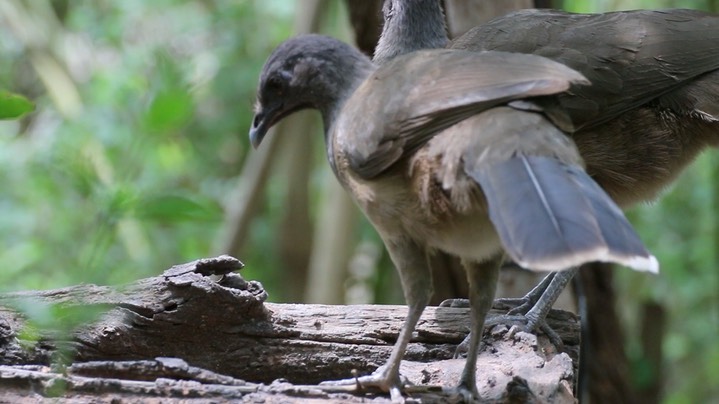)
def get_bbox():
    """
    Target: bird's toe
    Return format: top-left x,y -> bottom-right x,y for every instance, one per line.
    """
320,365 -> 409,399
439,298 -> 470,308
444,383 -> 481,403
